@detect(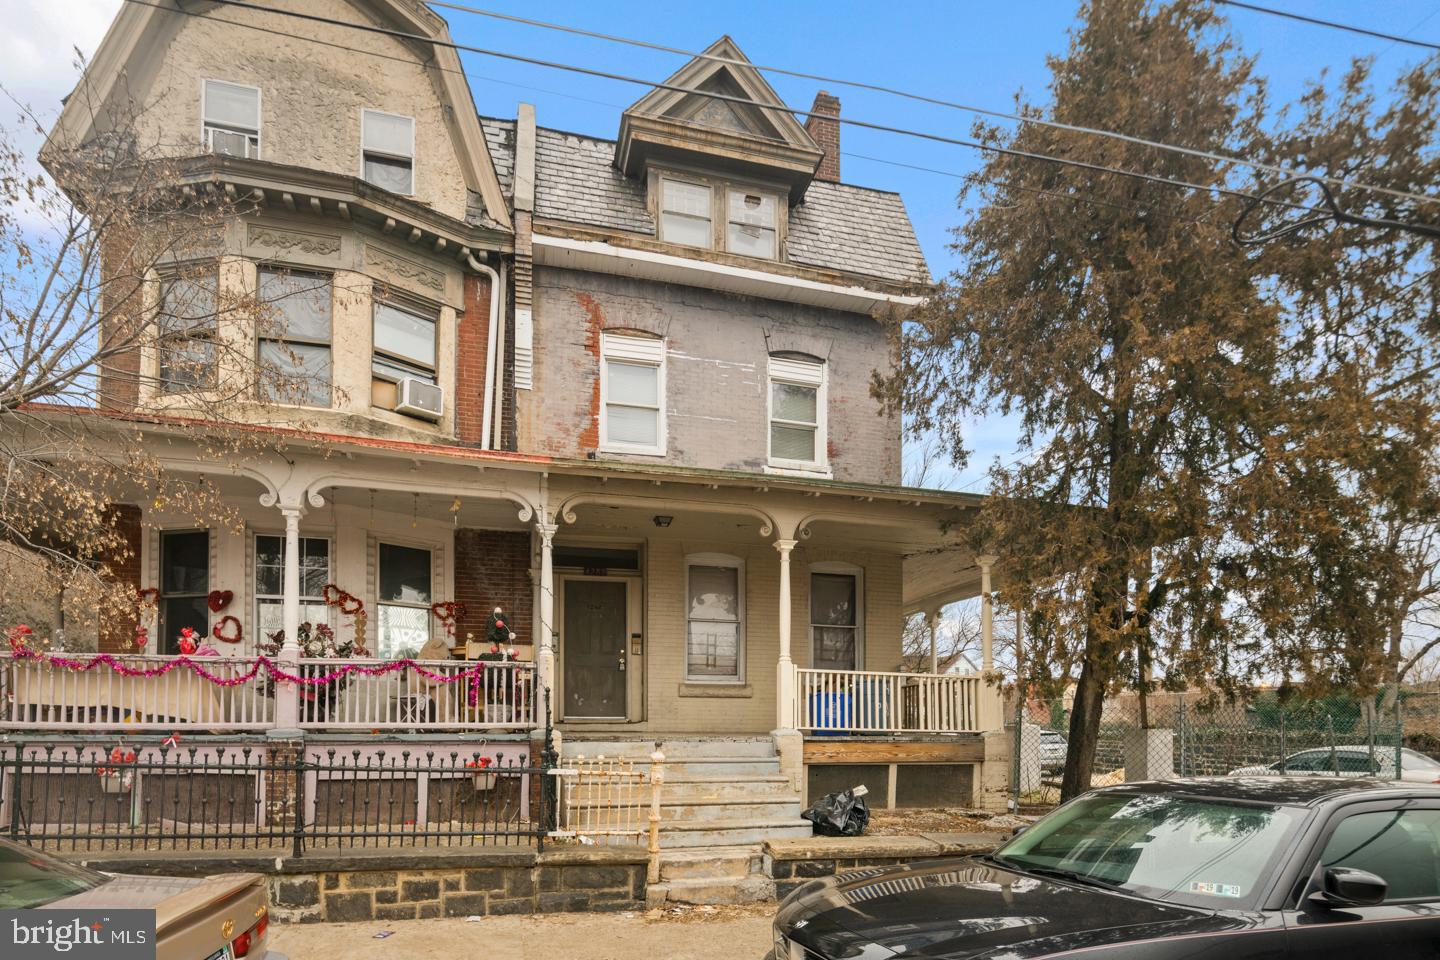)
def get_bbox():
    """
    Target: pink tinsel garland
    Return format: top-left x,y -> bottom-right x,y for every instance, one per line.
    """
9,646 -> 519,708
